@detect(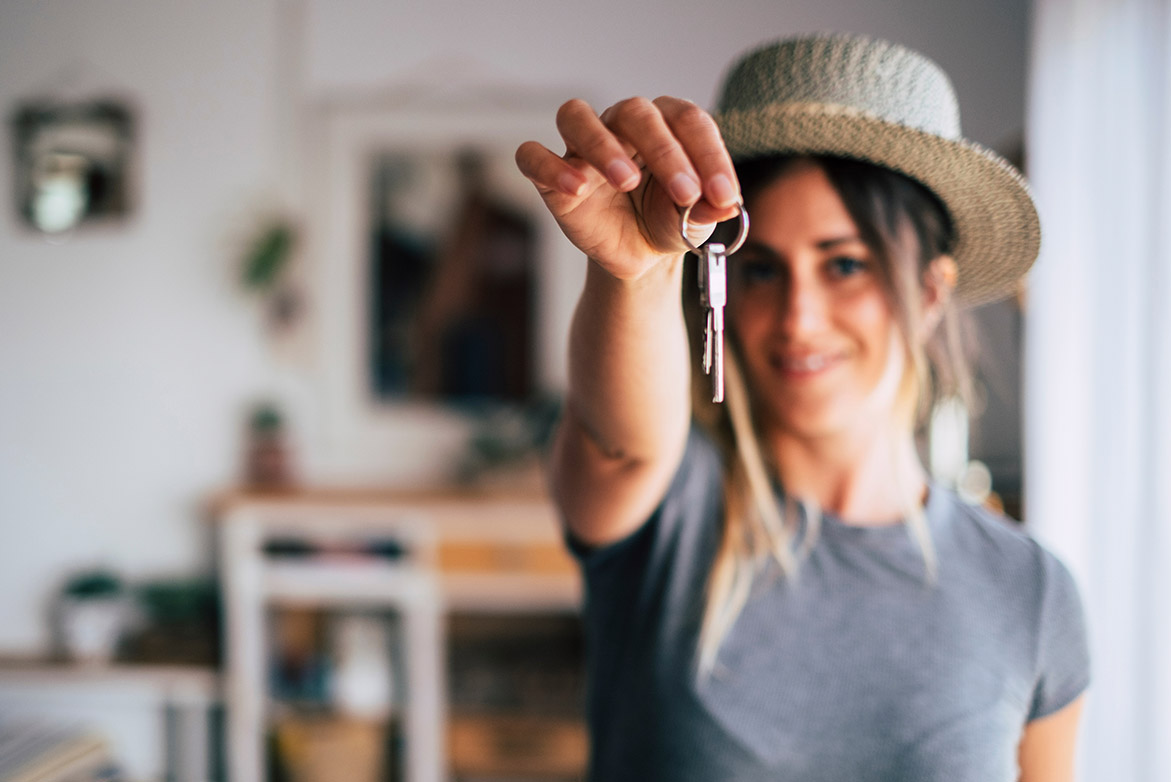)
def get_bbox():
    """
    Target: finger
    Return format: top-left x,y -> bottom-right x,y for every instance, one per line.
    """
603,97 -> 703,207
516,140 -> 589,197
633,180 -> 712,254
653,96 -> 741,215
556,99 -> 643,192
